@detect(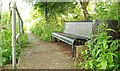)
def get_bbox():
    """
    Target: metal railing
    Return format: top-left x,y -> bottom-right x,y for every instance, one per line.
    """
11,1 -> 23,69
